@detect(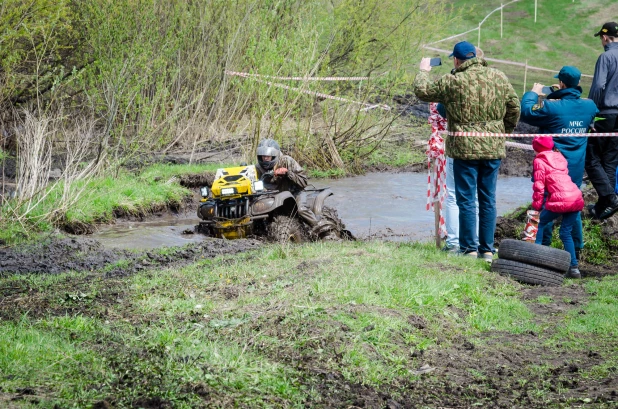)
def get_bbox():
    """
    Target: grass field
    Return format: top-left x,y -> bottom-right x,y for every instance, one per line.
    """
423,0 -> 614,94
1,241 -> 617,407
